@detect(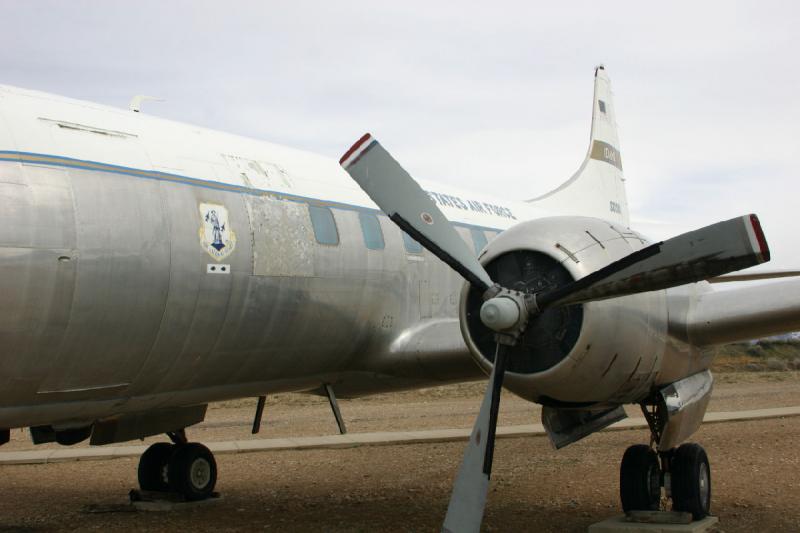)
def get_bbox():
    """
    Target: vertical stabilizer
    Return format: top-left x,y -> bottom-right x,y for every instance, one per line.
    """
527,66 -> 629,227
